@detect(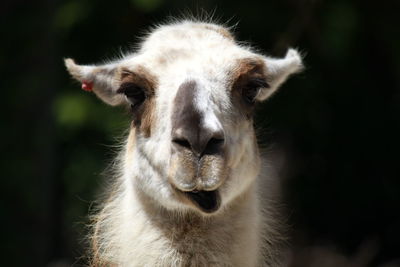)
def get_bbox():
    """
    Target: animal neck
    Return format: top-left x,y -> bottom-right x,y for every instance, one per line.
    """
91,170 -> 266,266
129,180 -> 262,264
